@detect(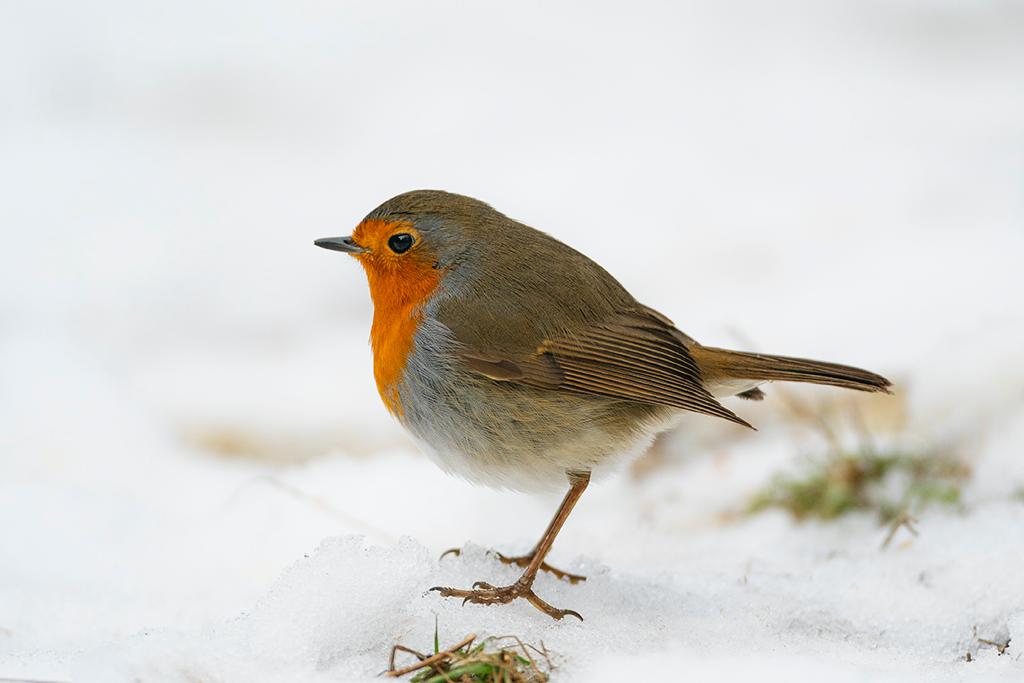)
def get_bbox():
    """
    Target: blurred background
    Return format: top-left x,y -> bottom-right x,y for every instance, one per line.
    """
2,0 -> 1023,679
